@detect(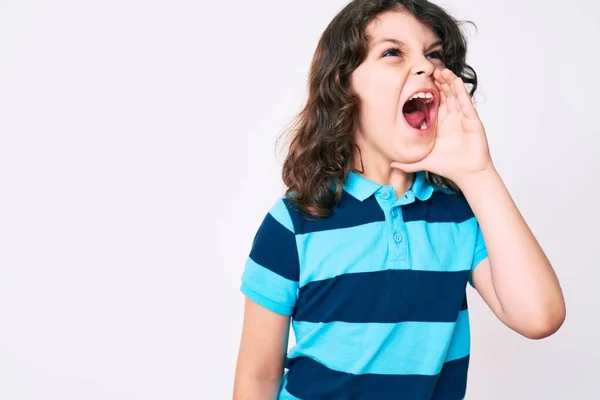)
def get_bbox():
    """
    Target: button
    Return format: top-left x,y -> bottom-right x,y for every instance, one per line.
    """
381,191 -> 390,199
391,209 -> 397,217
393,233 -> 403,243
